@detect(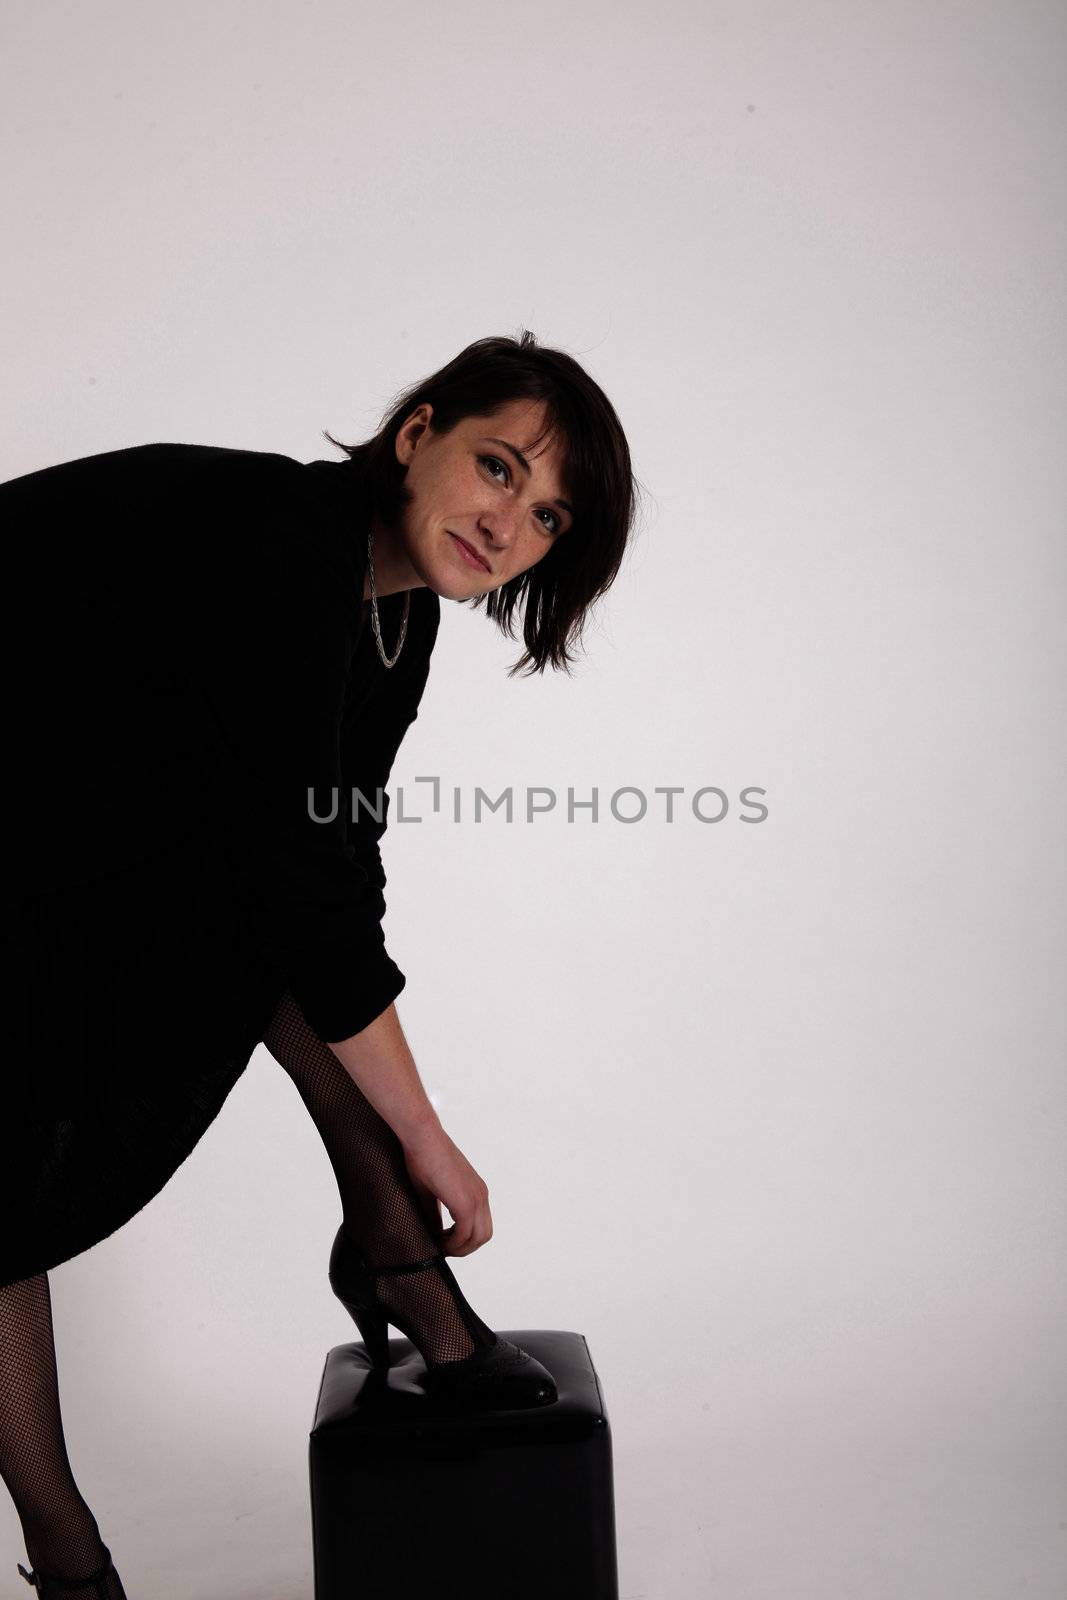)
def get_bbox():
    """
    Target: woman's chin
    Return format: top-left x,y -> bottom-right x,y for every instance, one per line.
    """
444,582 -> 490,603
431,563 -> 491,602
